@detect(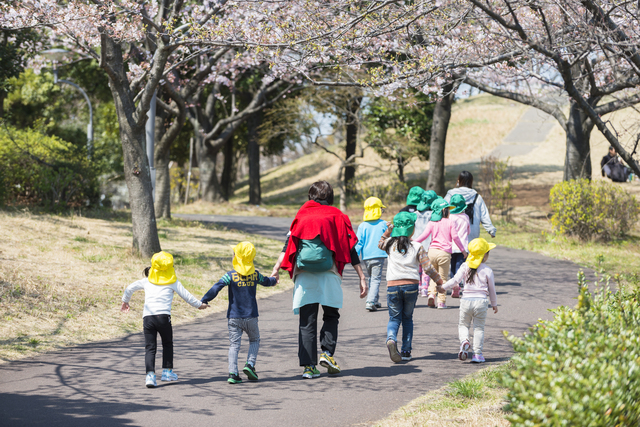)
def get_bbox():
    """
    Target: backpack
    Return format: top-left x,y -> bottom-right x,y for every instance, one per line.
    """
296,236 -> 334,272
464,193 -> 479,224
